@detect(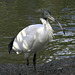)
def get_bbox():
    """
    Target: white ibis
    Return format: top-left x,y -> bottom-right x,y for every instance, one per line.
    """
8,10 -> 65,74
